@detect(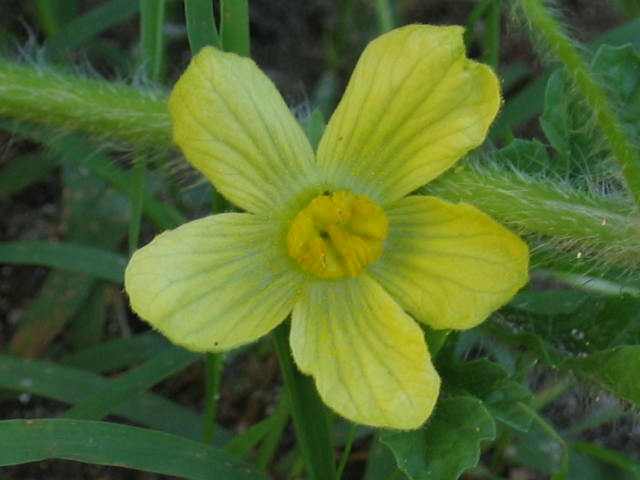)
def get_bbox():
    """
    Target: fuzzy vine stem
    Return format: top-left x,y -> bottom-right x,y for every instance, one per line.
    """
0,58 -> 171,149
428,166 -> 640,271
0,58 -> 639,269
515,0 -> 640,209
